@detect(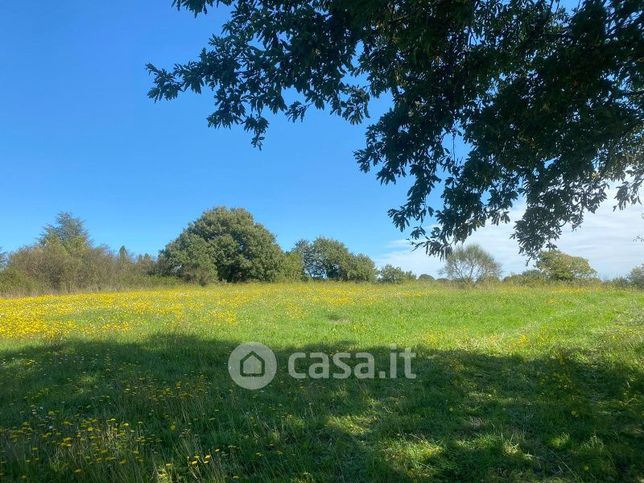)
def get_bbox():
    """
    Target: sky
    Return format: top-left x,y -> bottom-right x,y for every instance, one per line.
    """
0,1 -> 642,279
